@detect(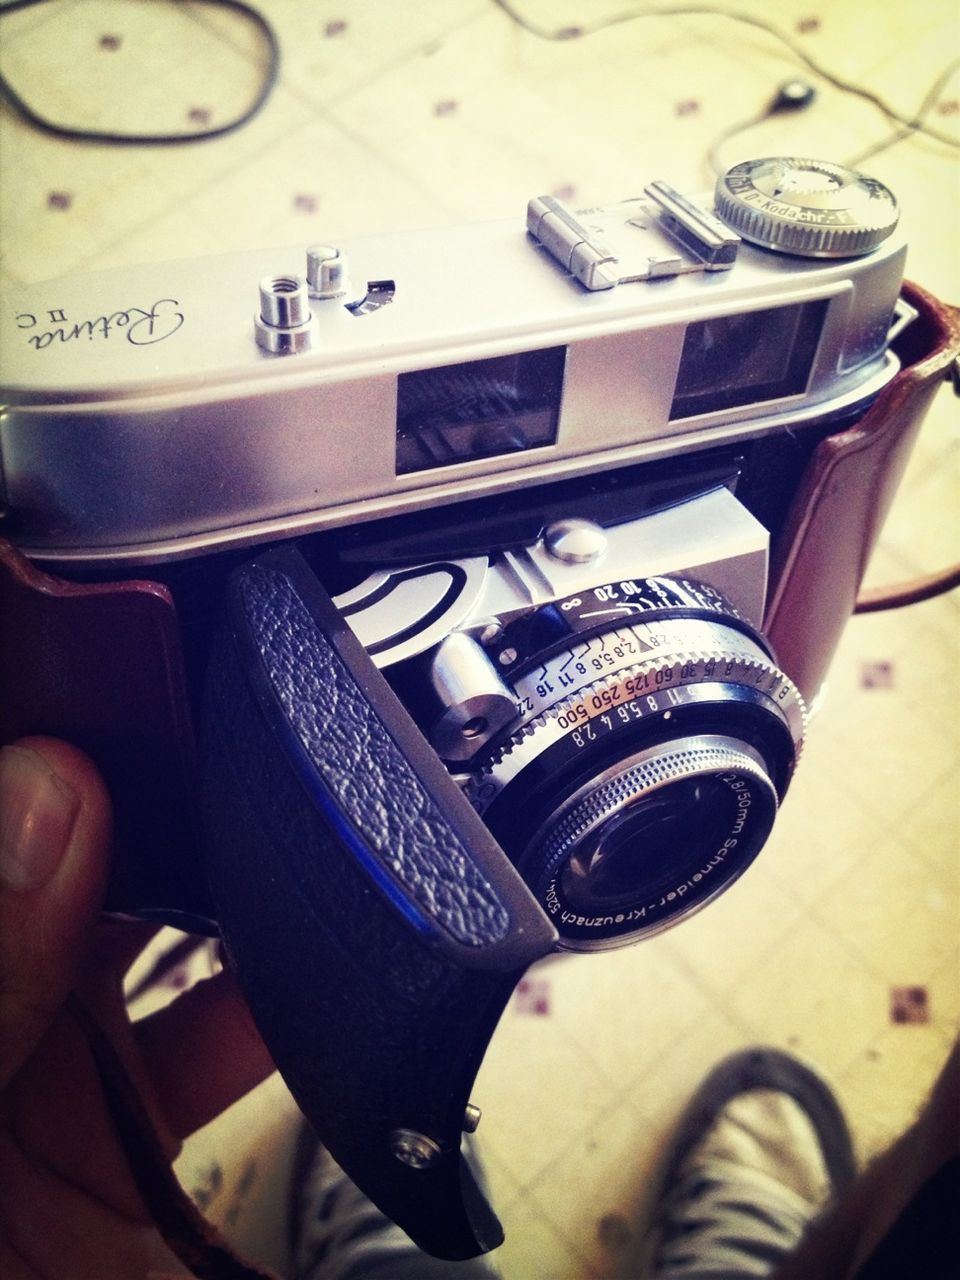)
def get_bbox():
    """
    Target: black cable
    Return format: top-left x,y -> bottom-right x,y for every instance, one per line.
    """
490,0 -> 960,152
706,78 -> 817,175
0,0 -> 280,144
705,59 -> 960,175
844,57 -> 960,169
